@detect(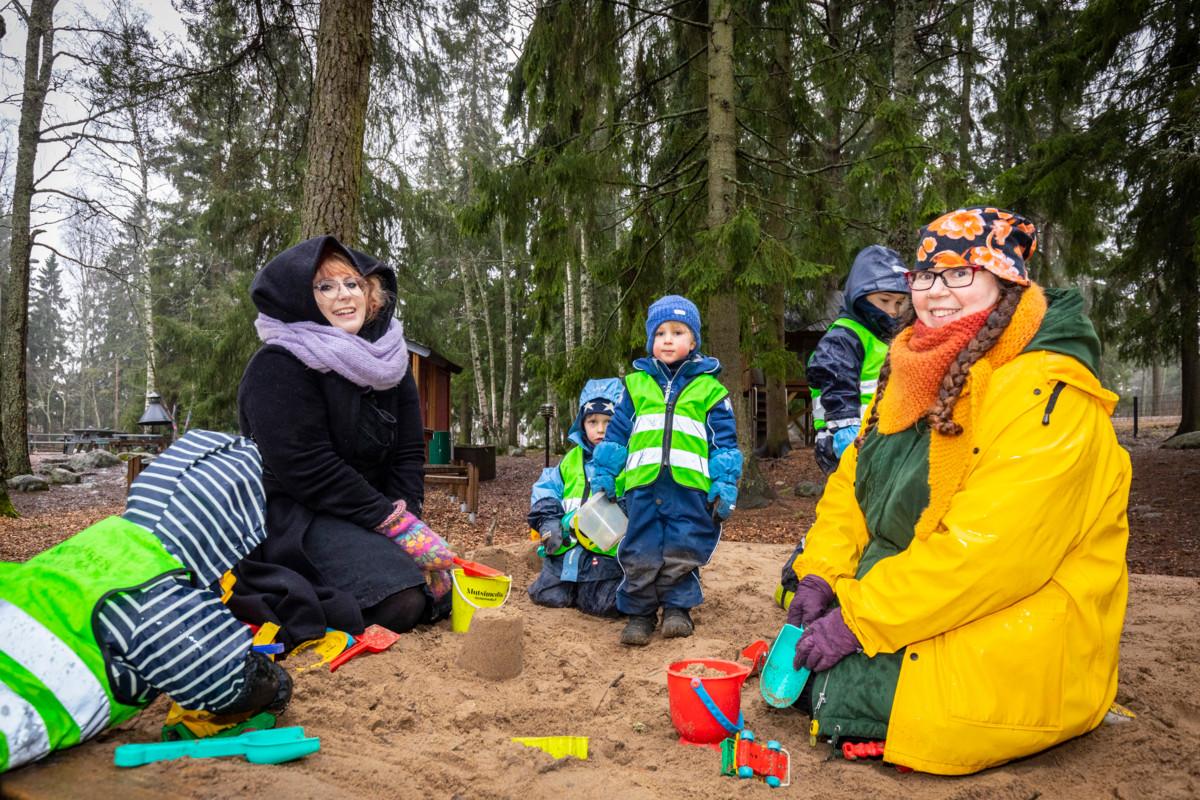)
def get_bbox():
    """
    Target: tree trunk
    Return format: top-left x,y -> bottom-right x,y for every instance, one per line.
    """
1151,362 -> 1163,416
470,255 -> 499,437
0,414 -> 14,516
885,0 -> 918,258
563,251 -> 576,353
128,106 -> 158,400
762,9 -> 792,458
298,0 -> 374,244
578,225 -> 595,344
1177,256 -> 1200,436
500,231 -> 517,449
957,0 -> 974,191
1,0 -> 57,478
461,261 -> 492,441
